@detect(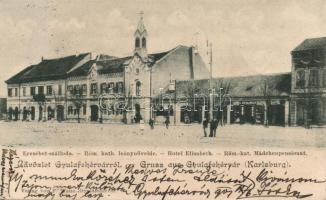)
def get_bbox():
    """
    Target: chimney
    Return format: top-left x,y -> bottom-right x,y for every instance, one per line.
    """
41,56 -> 44,61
